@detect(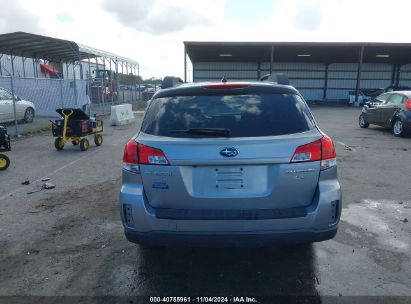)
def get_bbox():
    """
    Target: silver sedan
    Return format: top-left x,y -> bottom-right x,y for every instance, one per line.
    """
0,87 -> 36,123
